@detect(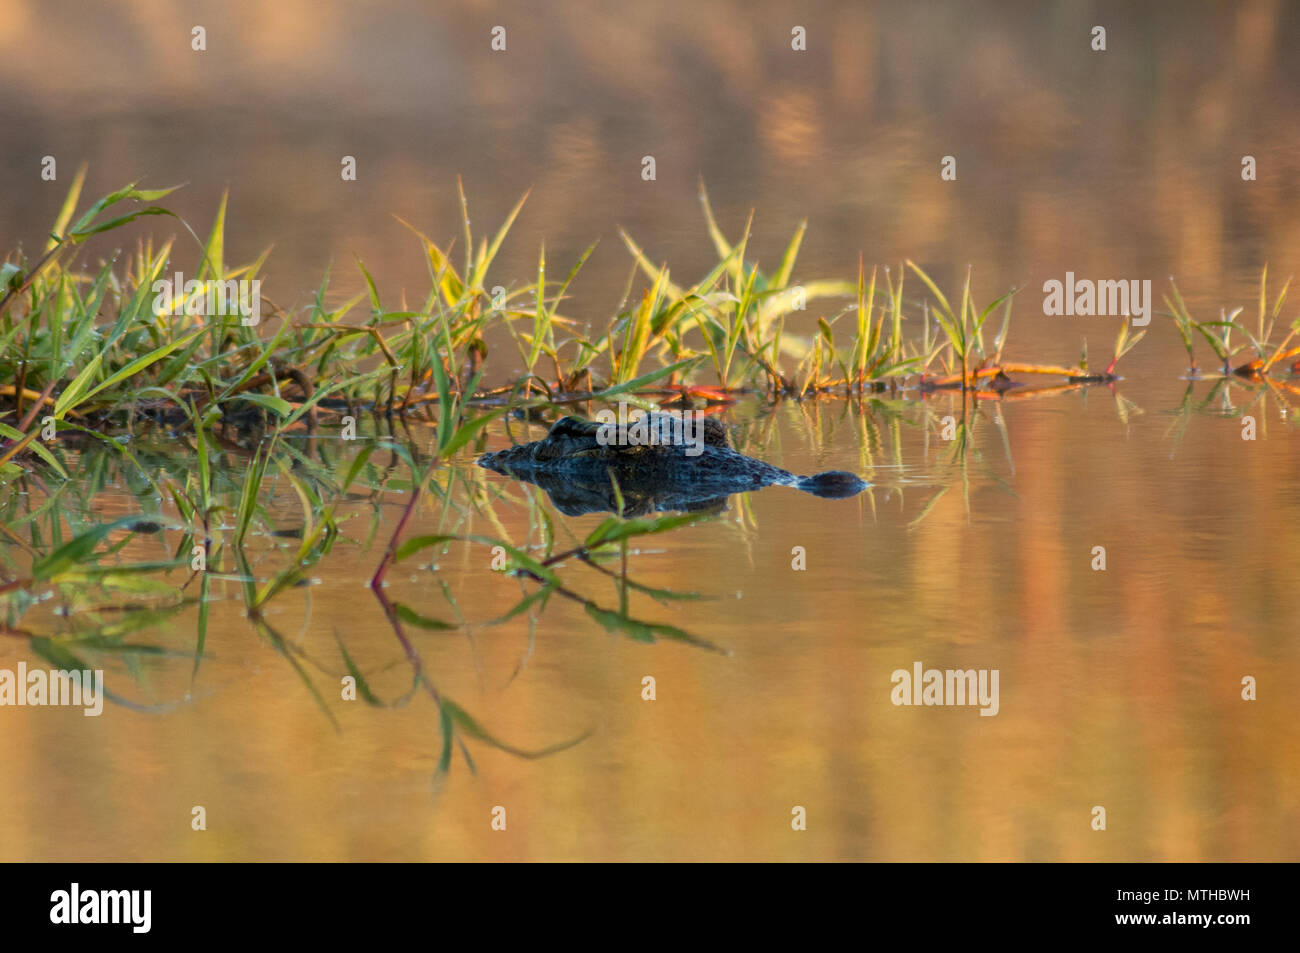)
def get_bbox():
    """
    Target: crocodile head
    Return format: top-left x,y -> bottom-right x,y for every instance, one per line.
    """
477,413 -> 731,472
476,412 -> 867,514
